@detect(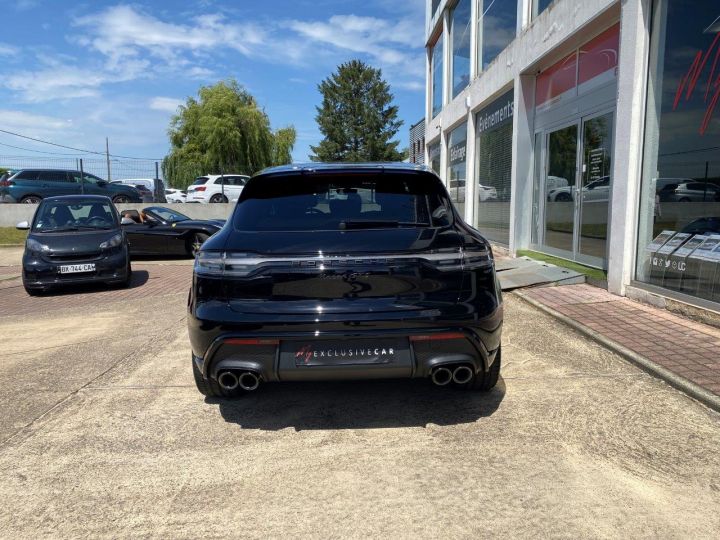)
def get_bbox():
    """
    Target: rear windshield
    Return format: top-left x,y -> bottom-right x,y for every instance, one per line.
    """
233,173 -> 453,231
33,201 -> 118,232
192,177 -> 209,185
